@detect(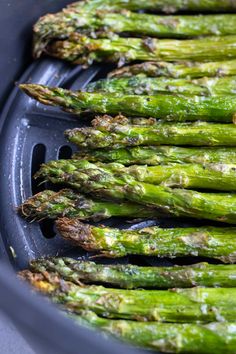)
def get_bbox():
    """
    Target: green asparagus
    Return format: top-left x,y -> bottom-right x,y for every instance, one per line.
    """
87,161 -> 236,191
36,159 -> 236,224
30,258 -> 236,288
75,312 -> 236,354
108,60 -> 236,79
33,12 -> 236,58
87,75 -> 236,96
56,218 -> 236,261
46,34 -> 236,65
20,270 -> 236,322
69,0 -> 236,13
20,84 -> 236,123
73,146 -> 236,166
66,122 -> 236,148
18,189 -> 159,221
